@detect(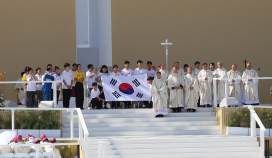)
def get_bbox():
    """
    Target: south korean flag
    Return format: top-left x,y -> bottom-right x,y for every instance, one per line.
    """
101,75 -> 151,101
